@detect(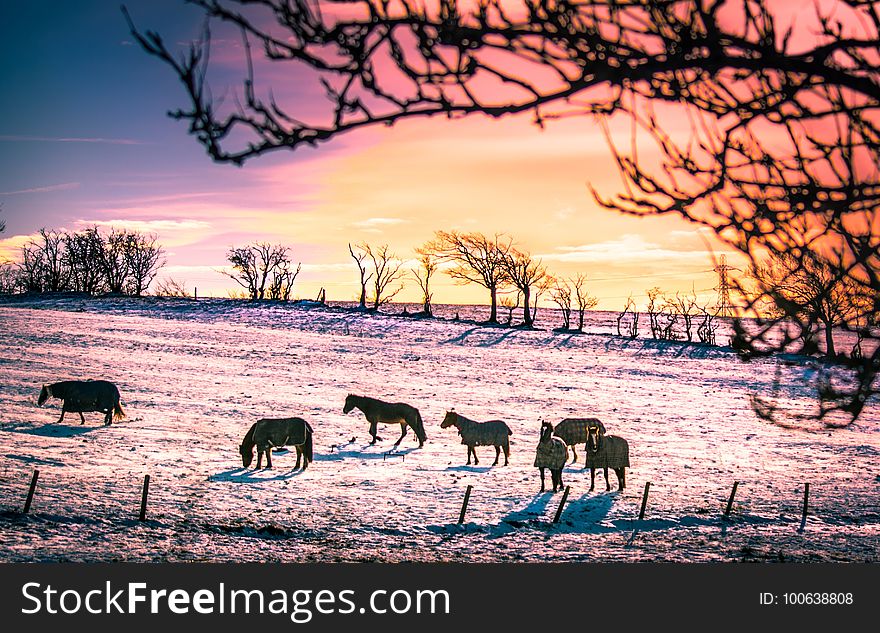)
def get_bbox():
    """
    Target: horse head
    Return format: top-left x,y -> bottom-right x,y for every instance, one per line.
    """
539,420 -> 554,442
440,410 -> 458,428
587,423 -> 603,453
343,394 -> 357,414
239,442 -> 254,468
37,385 -> 50,407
